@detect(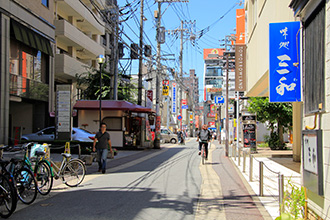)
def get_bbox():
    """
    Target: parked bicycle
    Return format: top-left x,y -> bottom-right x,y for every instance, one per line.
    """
42,144 -> 86,187
19,143 -> 53,195
21,143 -> 86,189
0,171 -> 17,218
0,147 -> 38,205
